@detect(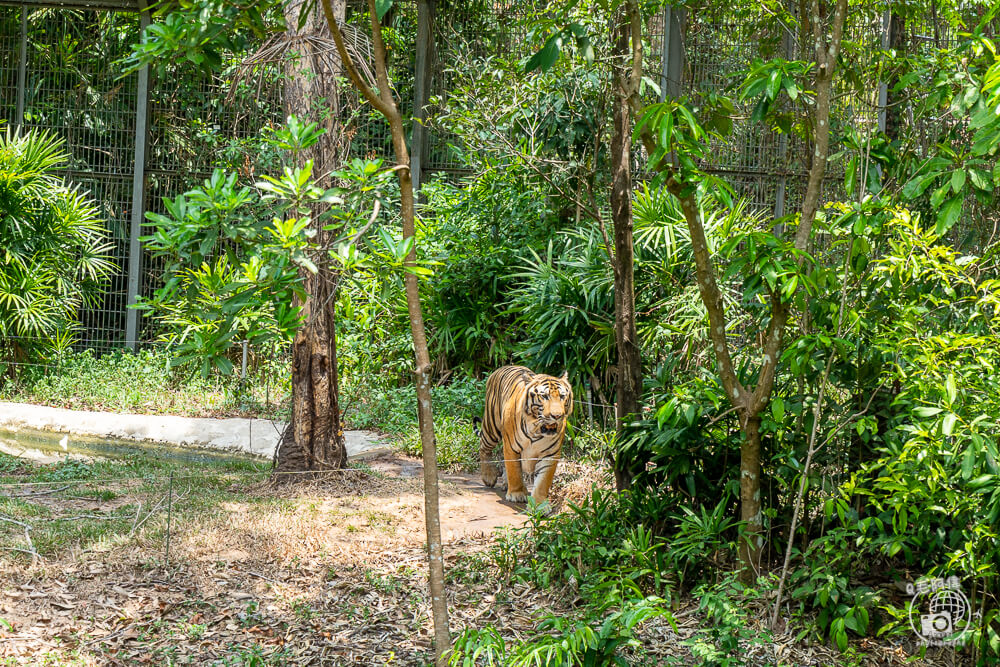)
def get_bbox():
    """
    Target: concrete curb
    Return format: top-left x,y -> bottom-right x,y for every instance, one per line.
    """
0,401 -> 387,460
